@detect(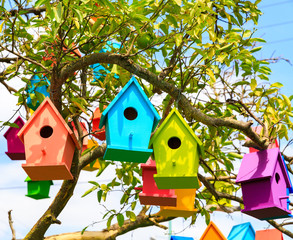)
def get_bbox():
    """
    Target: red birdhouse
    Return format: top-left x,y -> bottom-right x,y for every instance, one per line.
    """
139,158 -> 177,206
246,126 -> 279,153
18,97 -> 81,181
91,107 -> 106,140
4,116 -> 26,160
